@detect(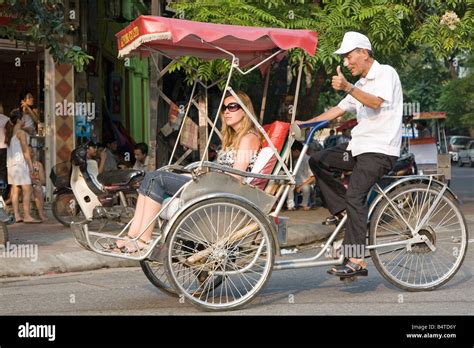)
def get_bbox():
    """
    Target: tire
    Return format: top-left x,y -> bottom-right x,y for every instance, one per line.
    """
469,158 -> 474,168
140,260 -> 178,297
458,159 -> 464,167
52,192 -> 85,227
0,221 -> 8,247
369,183 -> 468,291
165,197 -> 275,311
